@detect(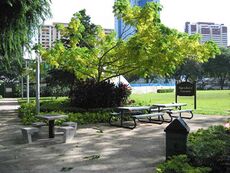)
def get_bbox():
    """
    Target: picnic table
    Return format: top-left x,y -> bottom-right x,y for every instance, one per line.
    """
152,103 -> 193,122
152,103 -> 187,111
36,114 -> 68,138
109,106 -> 164,129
